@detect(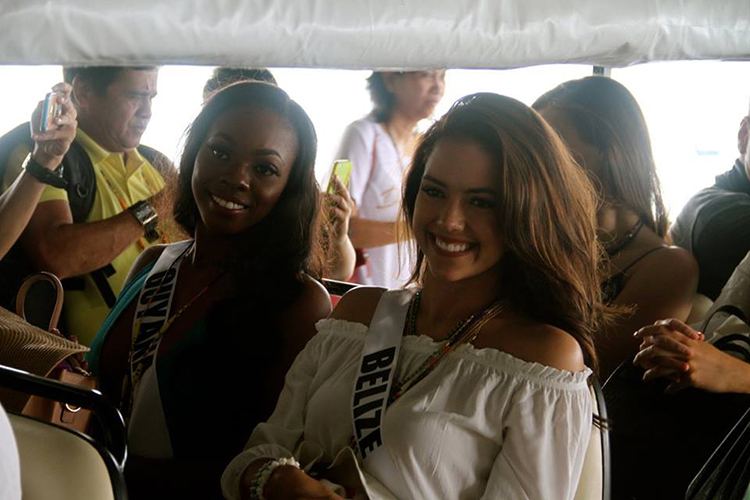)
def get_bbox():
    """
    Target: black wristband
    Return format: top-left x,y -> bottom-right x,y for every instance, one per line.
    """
22,154 -> 67,189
